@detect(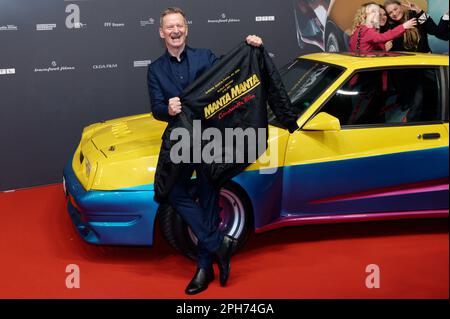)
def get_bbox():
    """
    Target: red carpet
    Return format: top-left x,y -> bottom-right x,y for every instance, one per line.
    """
0,184 -> 448,299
